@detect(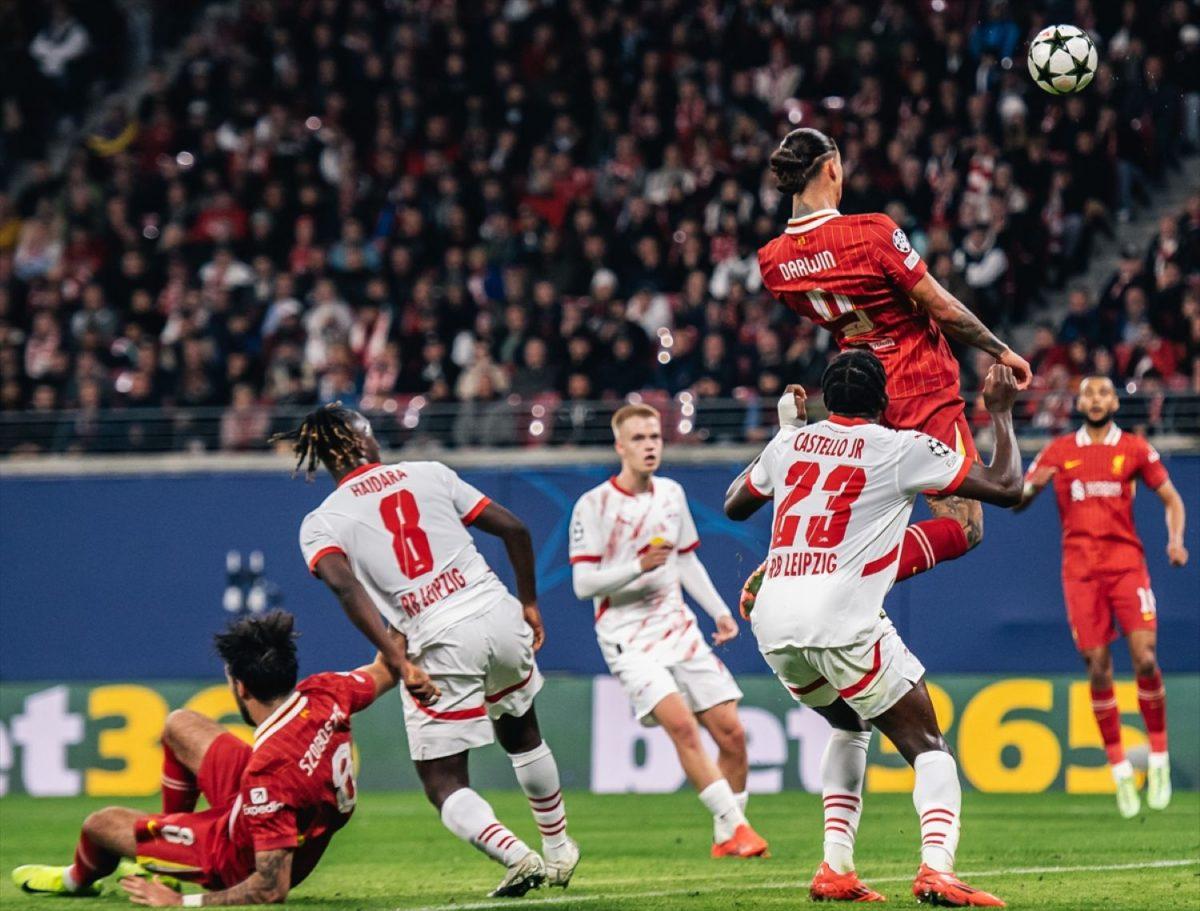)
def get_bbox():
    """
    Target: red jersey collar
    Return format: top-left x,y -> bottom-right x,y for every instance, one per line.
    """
610,475 -> 653,497
827,414 -> 871,427
338,462 -> 382,487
